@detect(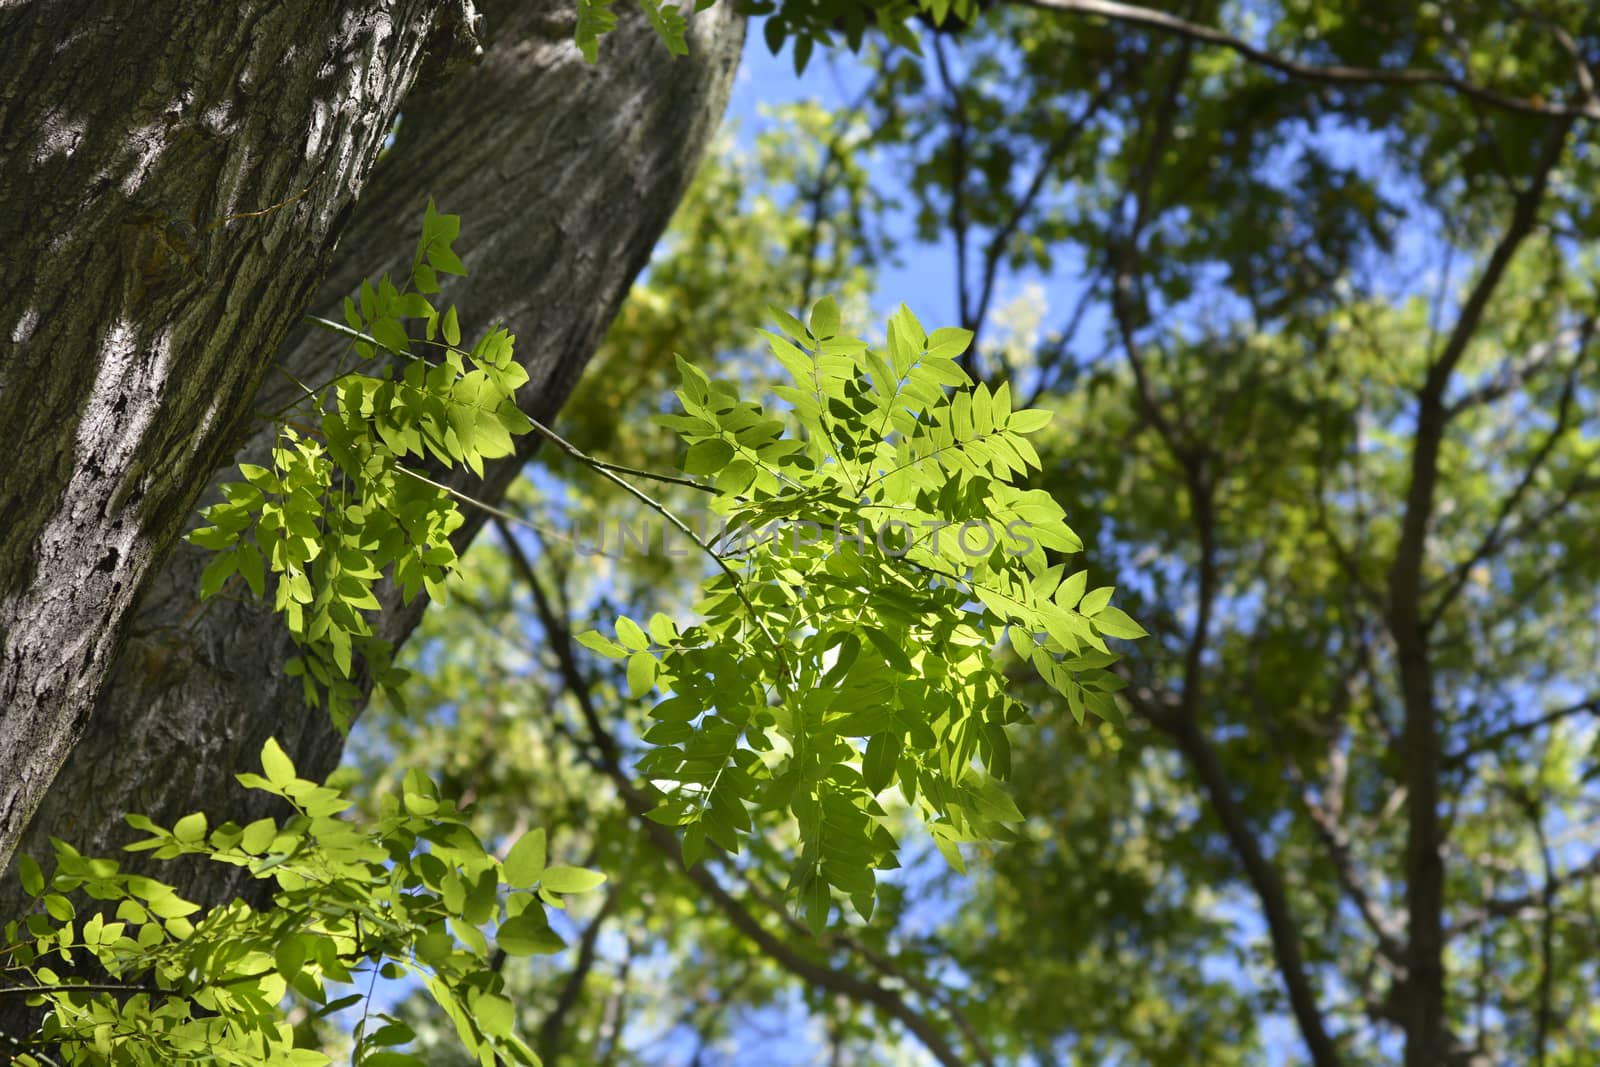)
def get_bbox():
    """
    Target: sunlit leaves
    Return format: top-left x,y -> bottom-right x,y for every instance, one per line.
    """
638,0 -> 690,55
186,206 -> 529,733
540,867 -> 608,894
496,913 -> 566,956
575,0 -> 620,61
3,739 -> 602,1067
502,828 -> 547,887
587,299 -> 1142,926
746,0 -> 981,72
